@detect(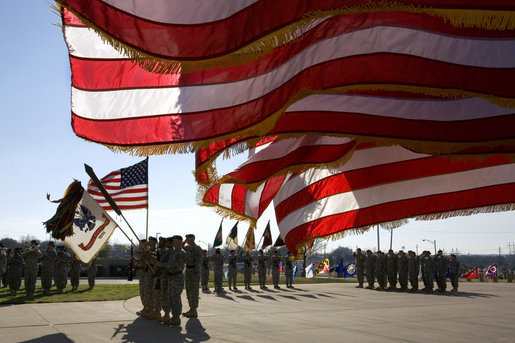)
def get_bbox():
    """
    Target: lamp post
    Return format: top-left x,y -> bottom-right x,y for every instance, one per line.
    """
422,239 -> 437,255
156,232 -> 161,241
